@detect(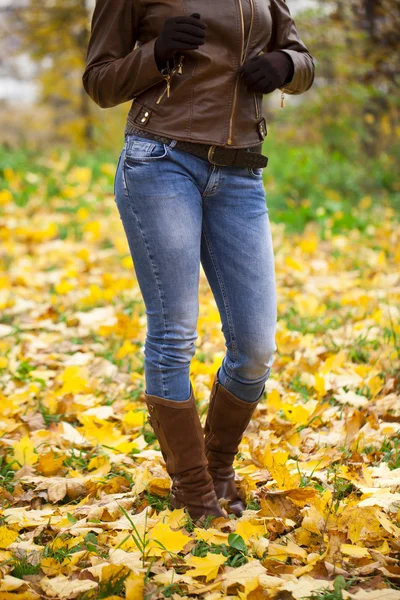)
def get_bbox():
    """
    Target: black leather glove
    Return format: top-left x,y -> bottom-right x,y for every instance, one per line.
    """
239,51 -> 294,94
154,13 -> 207,72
